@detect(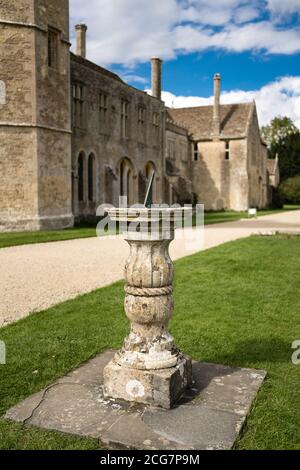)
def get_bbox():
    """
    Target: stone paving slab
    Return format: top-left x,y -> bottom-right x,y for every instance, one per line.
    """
5,350 -> 266,450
